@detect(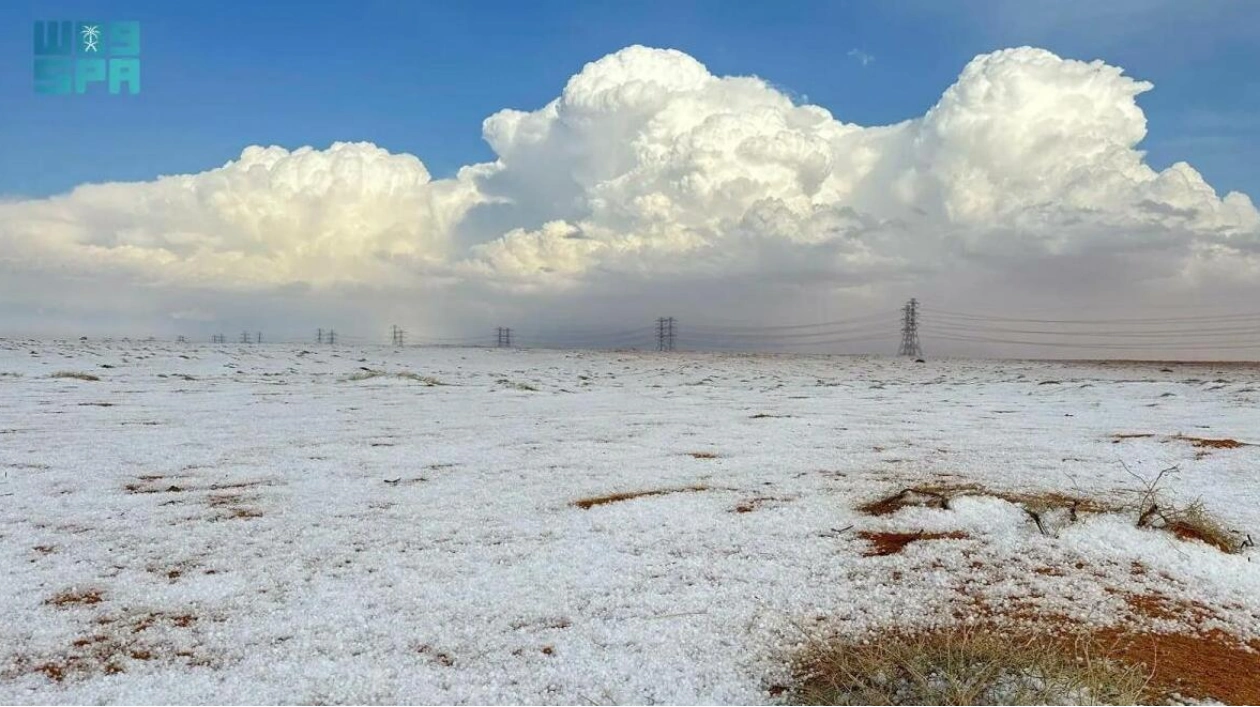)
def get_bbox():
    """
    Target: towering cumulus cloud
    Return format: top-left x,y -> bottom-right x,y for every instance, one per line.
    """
1,46 -> 1257,333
